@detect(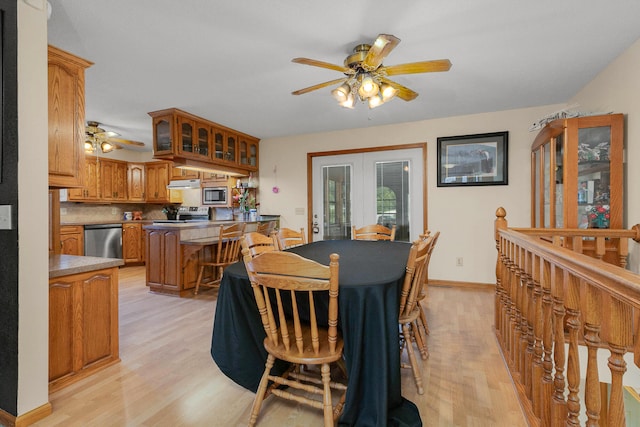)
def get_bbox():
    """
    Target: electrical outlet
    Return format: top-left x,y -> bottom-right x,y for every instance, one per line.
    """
60,208 -> 68,215
456,257 -> 463,267
0,205 -> 12,230
112,207 -> 118,215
